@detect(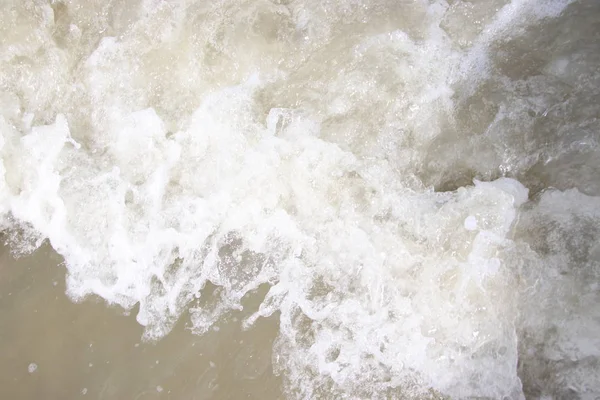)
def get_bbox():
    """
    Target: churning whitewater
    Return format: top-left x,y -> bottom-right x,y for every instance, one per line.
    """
1,0 -> 600,398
